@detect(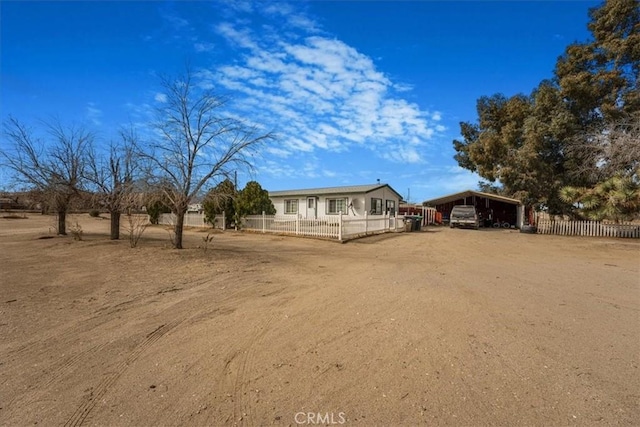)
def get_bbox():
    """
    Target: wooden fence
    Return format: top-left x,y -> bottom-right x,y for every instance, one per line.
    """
536,219 -> 640,238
